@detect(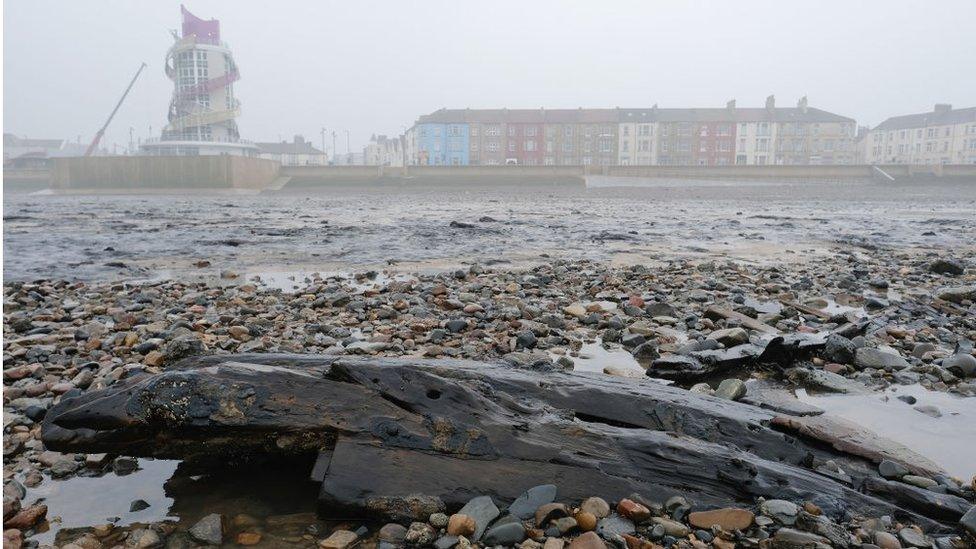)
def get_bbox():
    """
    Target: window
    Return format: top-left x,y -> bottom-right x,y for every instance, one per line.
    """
945,127 -> 951,137
758,123 -> 770,136
487,141 -> 498,152
622,141 -> 629,152
546,141 -> 553,153
927,128 -> 935,138
508,142 -> 515,152
739,138 -> 746,150
544,157 -> 554,165
433,143 -> 441,152
486,126 -> 500,137
717,125 -> 731,136
508,126 -> 516,137
433,127 -> 442,137
562,142 -> 572,153
739,123 -> 748,135
526,126 -> 537,137
470,126 -> 479,137
623,126 -> 630,136
523,141 -> 536,152
564,126 -> 573,138
448,126 -> 461,137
